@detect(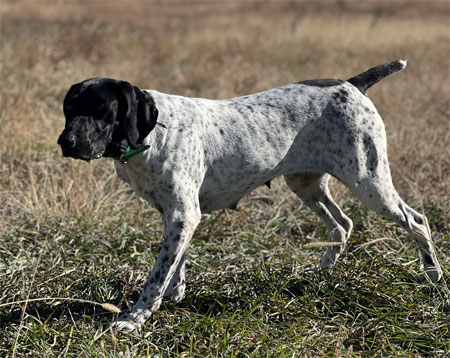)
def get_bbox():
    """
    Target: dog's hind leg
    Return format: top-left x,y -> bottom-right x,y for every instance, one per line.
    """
284,172 -> 353,268
343,173 -> 442,282
333,130 -> 443,282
